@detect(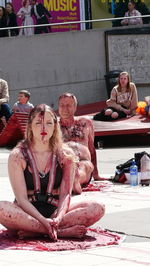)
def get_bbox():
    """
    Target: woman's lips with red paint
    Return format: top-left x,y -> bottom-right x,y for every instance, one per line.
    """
40,131 -> 47,136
